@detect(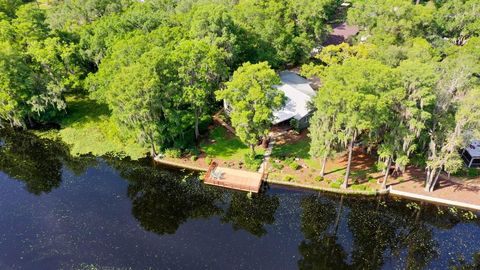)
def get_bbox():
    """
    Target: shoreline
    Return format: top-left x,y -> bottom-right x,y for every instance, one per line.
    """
154,157 -> 480,212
